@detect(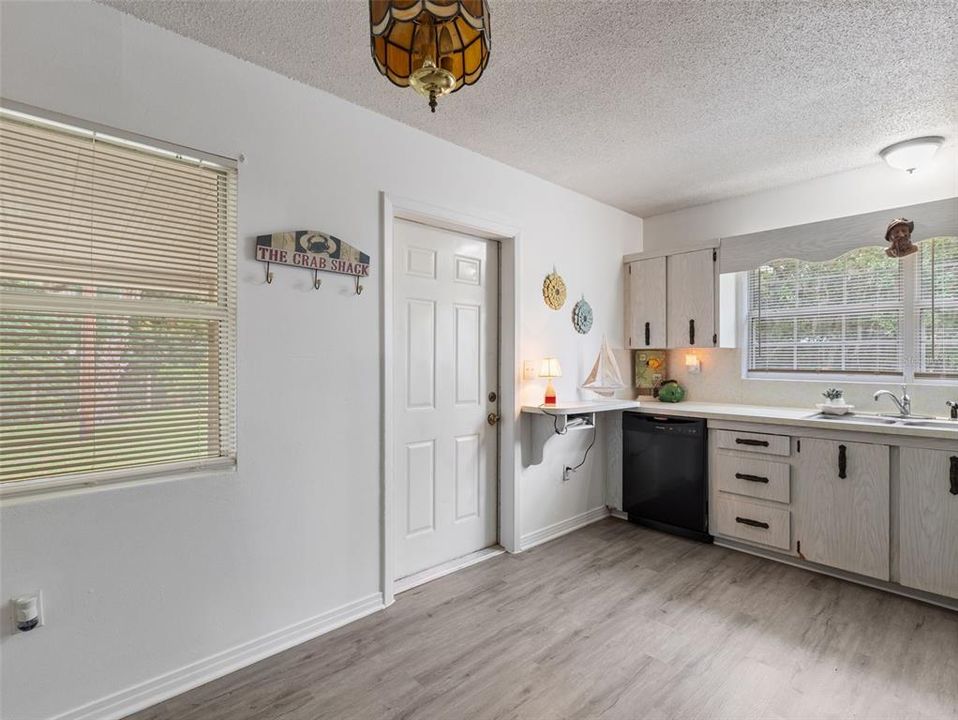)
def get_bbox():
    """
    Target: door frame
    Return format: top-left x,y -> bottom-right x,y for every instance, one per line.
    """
381,192 -> 521,606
